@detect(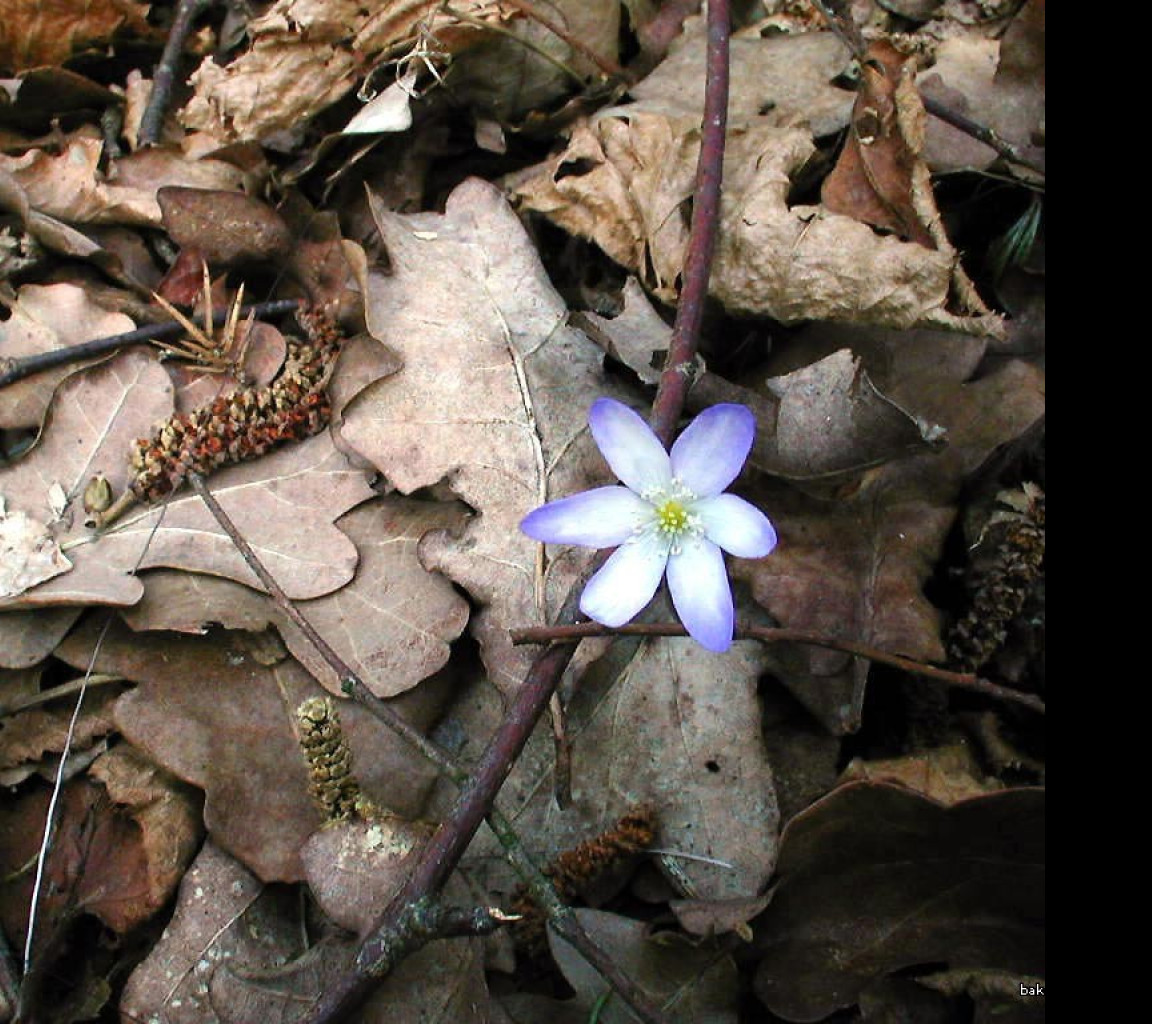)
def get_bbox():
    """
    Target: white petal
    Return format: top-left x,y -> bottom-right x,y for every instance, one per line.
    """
666,539 -> 734,652
579,532 -> 669,627
521,487 -> 652,547
670,404 -> 755,497
588,398 -> 672,496
691,493 -> 777,558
